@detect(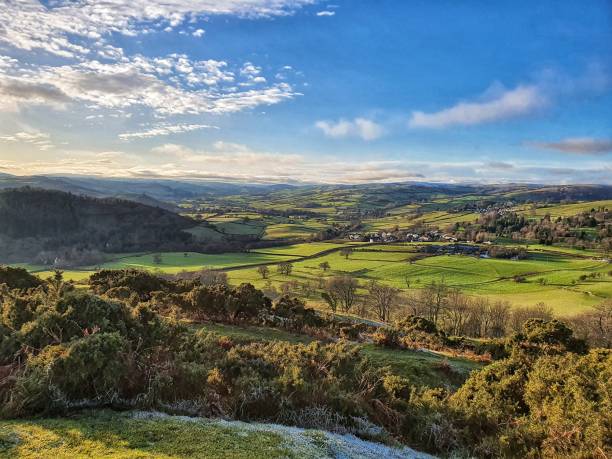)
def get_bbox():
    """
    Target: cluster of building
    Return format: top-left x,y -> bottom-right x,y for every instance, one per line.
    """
348,230 -> 458,243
